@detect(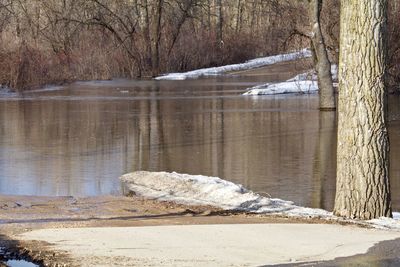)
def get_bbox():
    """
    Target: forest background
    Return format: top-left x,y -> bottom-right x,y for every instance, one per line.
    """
0,0 -> 398,92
